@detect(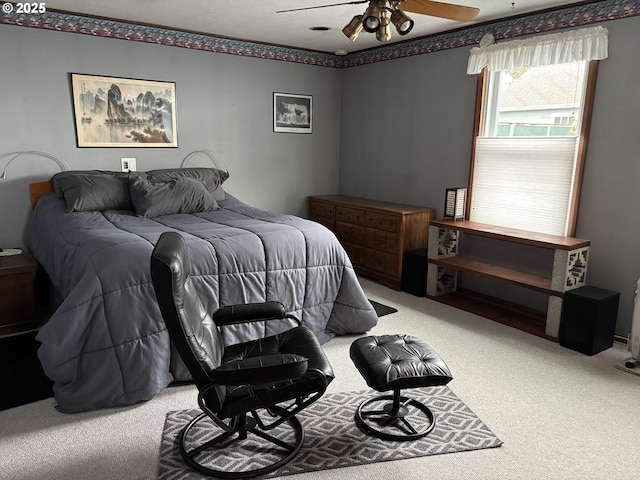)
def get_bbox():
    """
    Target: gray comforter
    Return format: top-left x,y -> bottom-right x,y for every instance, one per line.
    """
27,193 -> 377,413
